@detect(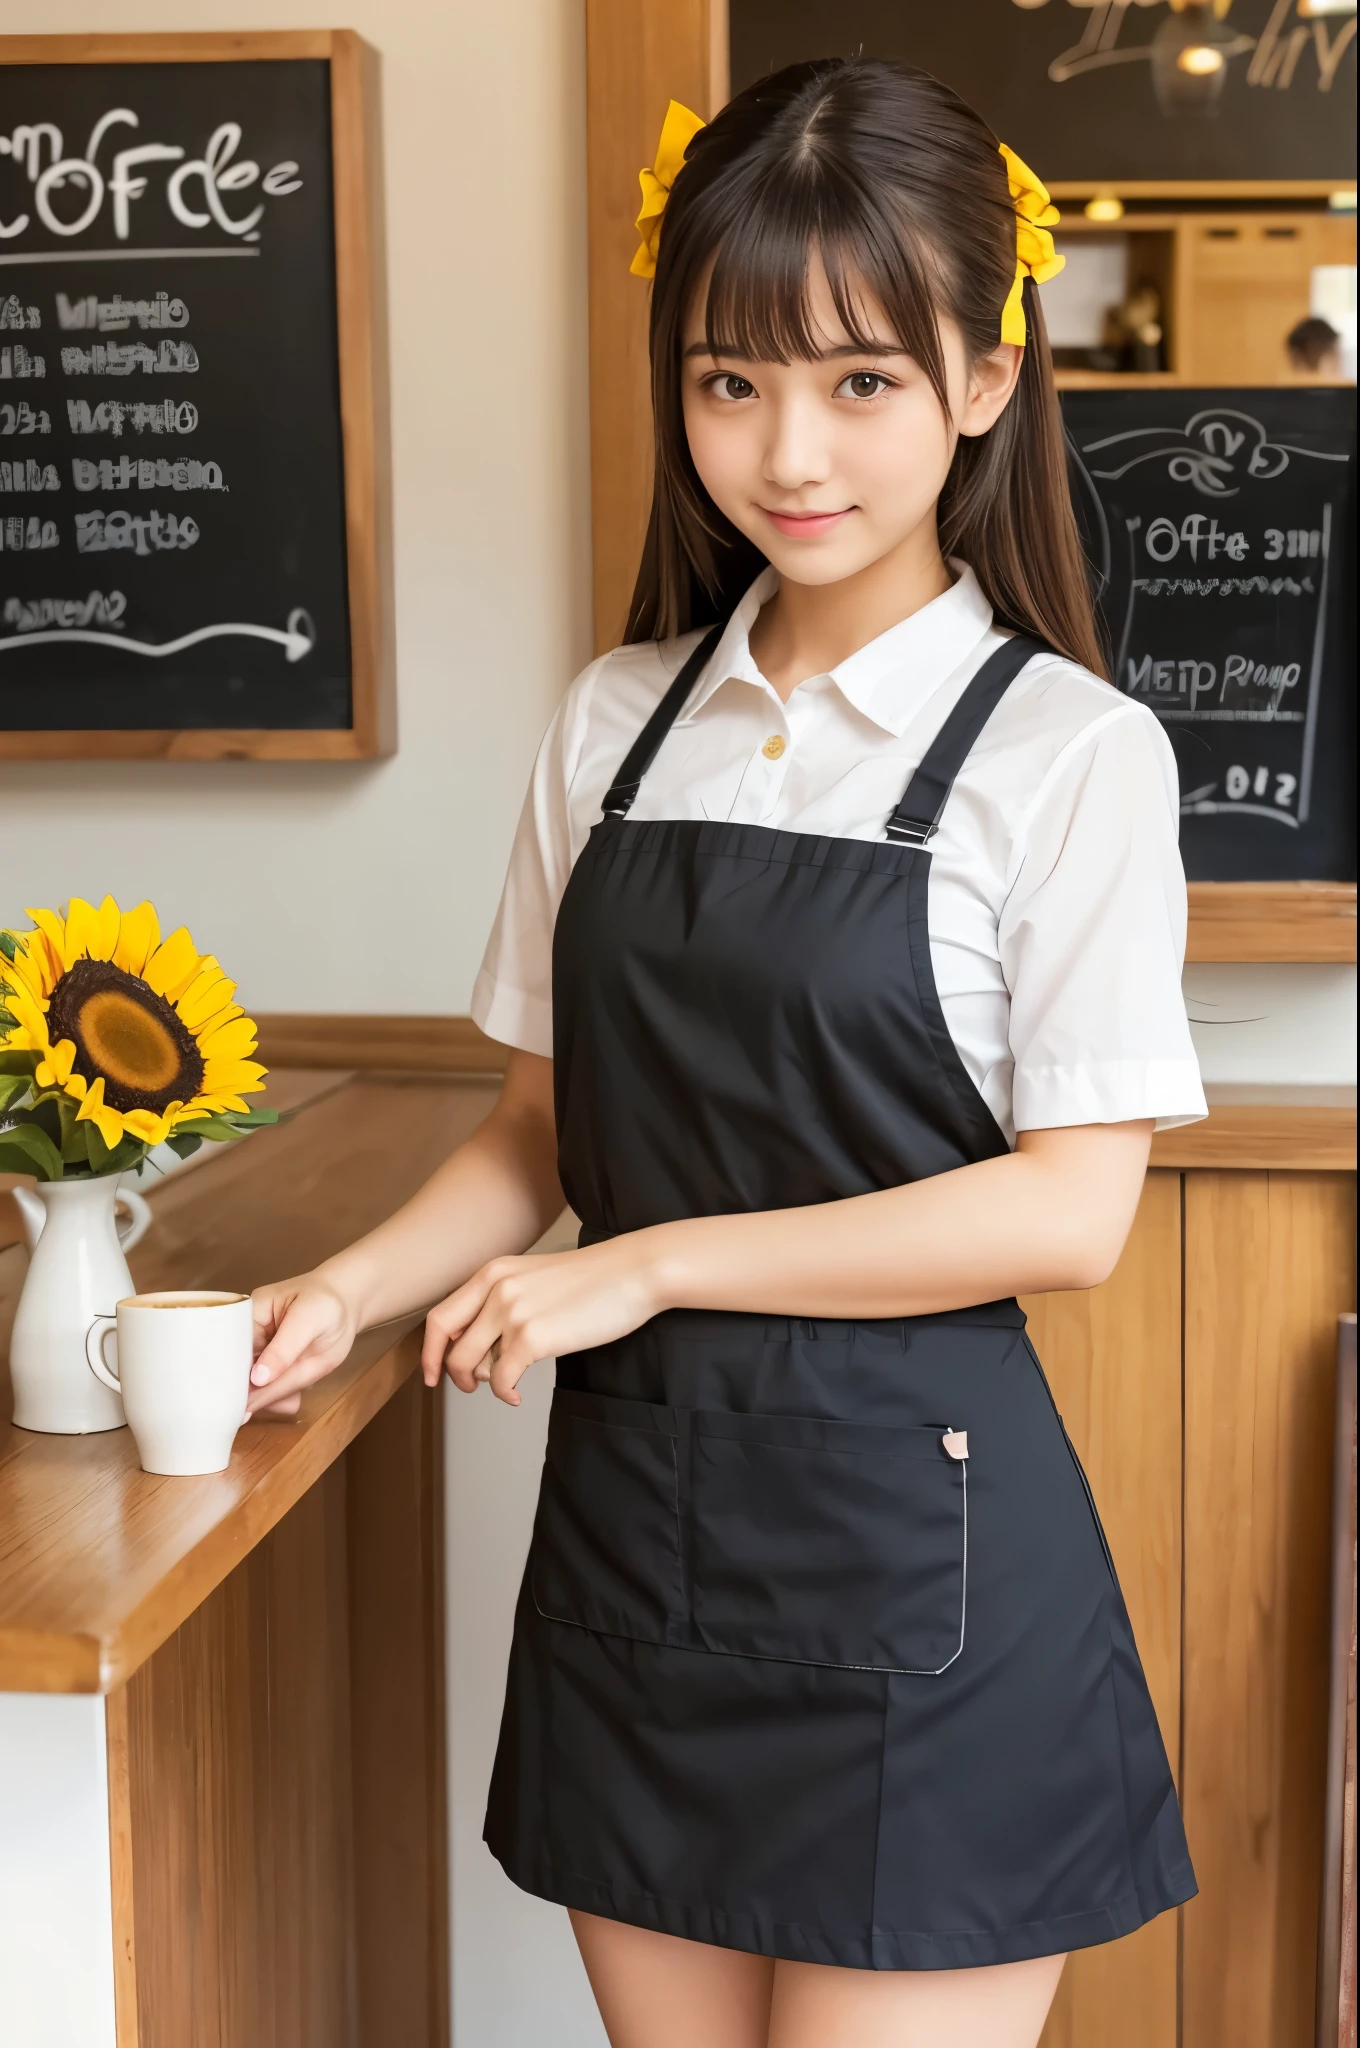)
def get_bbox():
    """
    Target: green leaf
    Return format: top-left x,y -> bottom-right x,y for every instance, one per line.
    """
0,1121 -> 64,1181
83,1126 -> 151,1178
0,931 -> 18,962
165,1132 -> 203,1161
0,1072 -> 31,1116
224,1105 -> 280,1129
57,1099 -> 91,1166
0,1049 -> 38,1076
168,1115 -> 247,1145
